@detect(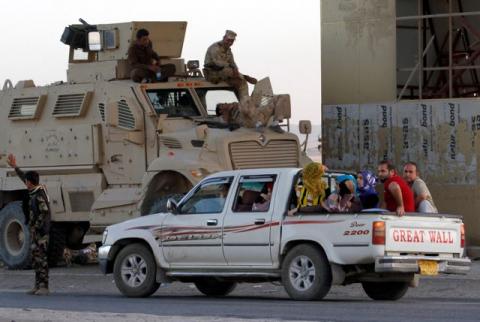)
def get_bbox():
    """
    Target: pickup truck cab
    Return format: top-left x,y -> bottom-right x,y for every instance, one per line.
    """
99,168 -> 471,300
